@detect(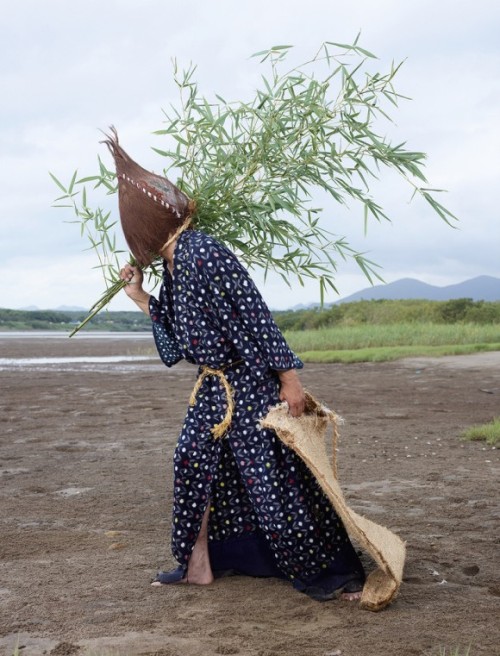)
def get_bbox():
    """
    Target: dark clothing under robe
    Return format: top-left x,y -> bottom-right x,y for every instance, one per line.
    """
149,230 -> 364,595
